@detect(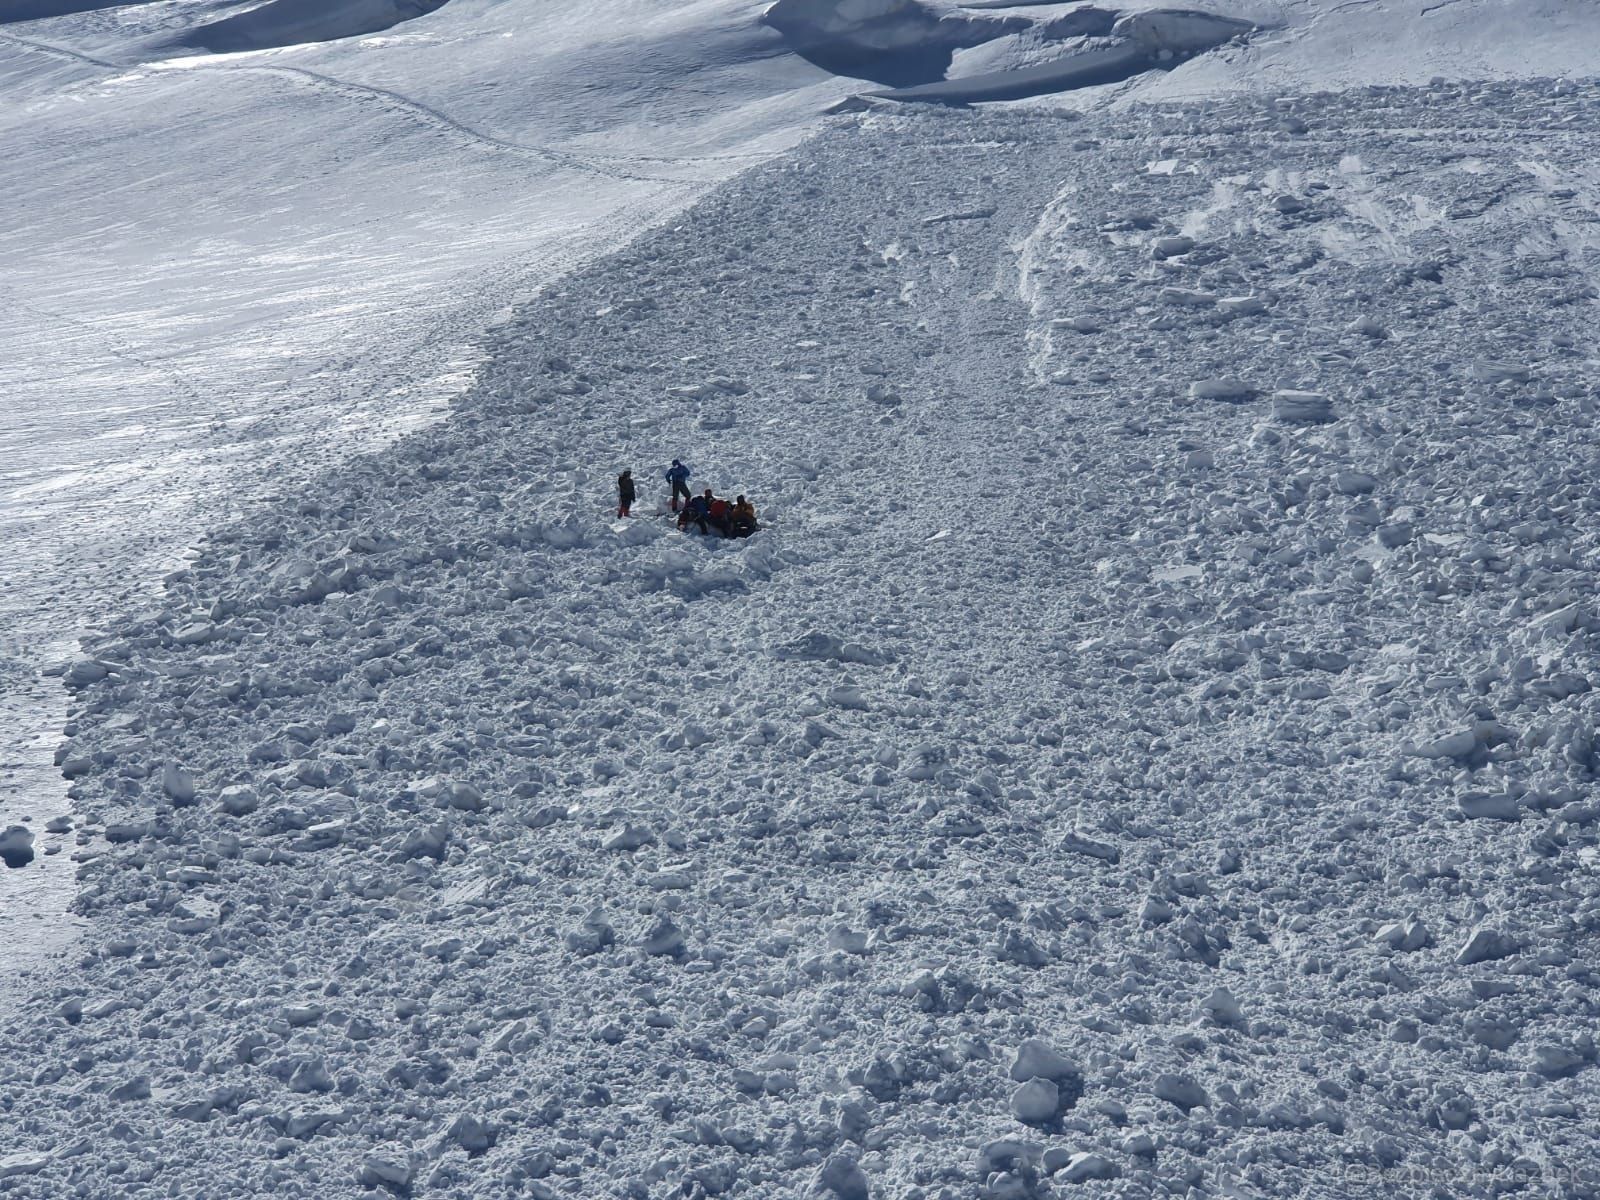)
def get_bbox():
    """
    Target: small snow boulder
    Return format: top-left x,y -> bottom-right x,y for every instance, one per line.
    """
1154,1073 -> 1208,1112
1410,729 -> 1477,761
1010,1077 -> 1060,1126
810,1153 -> 870,1200
1052,315 -> 1101,334
359,1154 -> 415,1190
162,763 -> 197,805
64,657 -> 108,689
445,1114 -> 497,1155
1199,987 -> 1244,1026
218,785 -> 260,817
1334,471 -> 1378,495
1458,792 -> 1520,821
603,824 -> 655,851
172,621 -> 216,646
1374,916 -> 1430,953
640,916 -> 685,957
1189,377 -> 1253,402
1150,235 -> 1196,259
1009,1038 -> 1079,1083
1055,1151 -> 1119,1183
1469,361 -> 1532,384
1218,295 -> 1267,317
